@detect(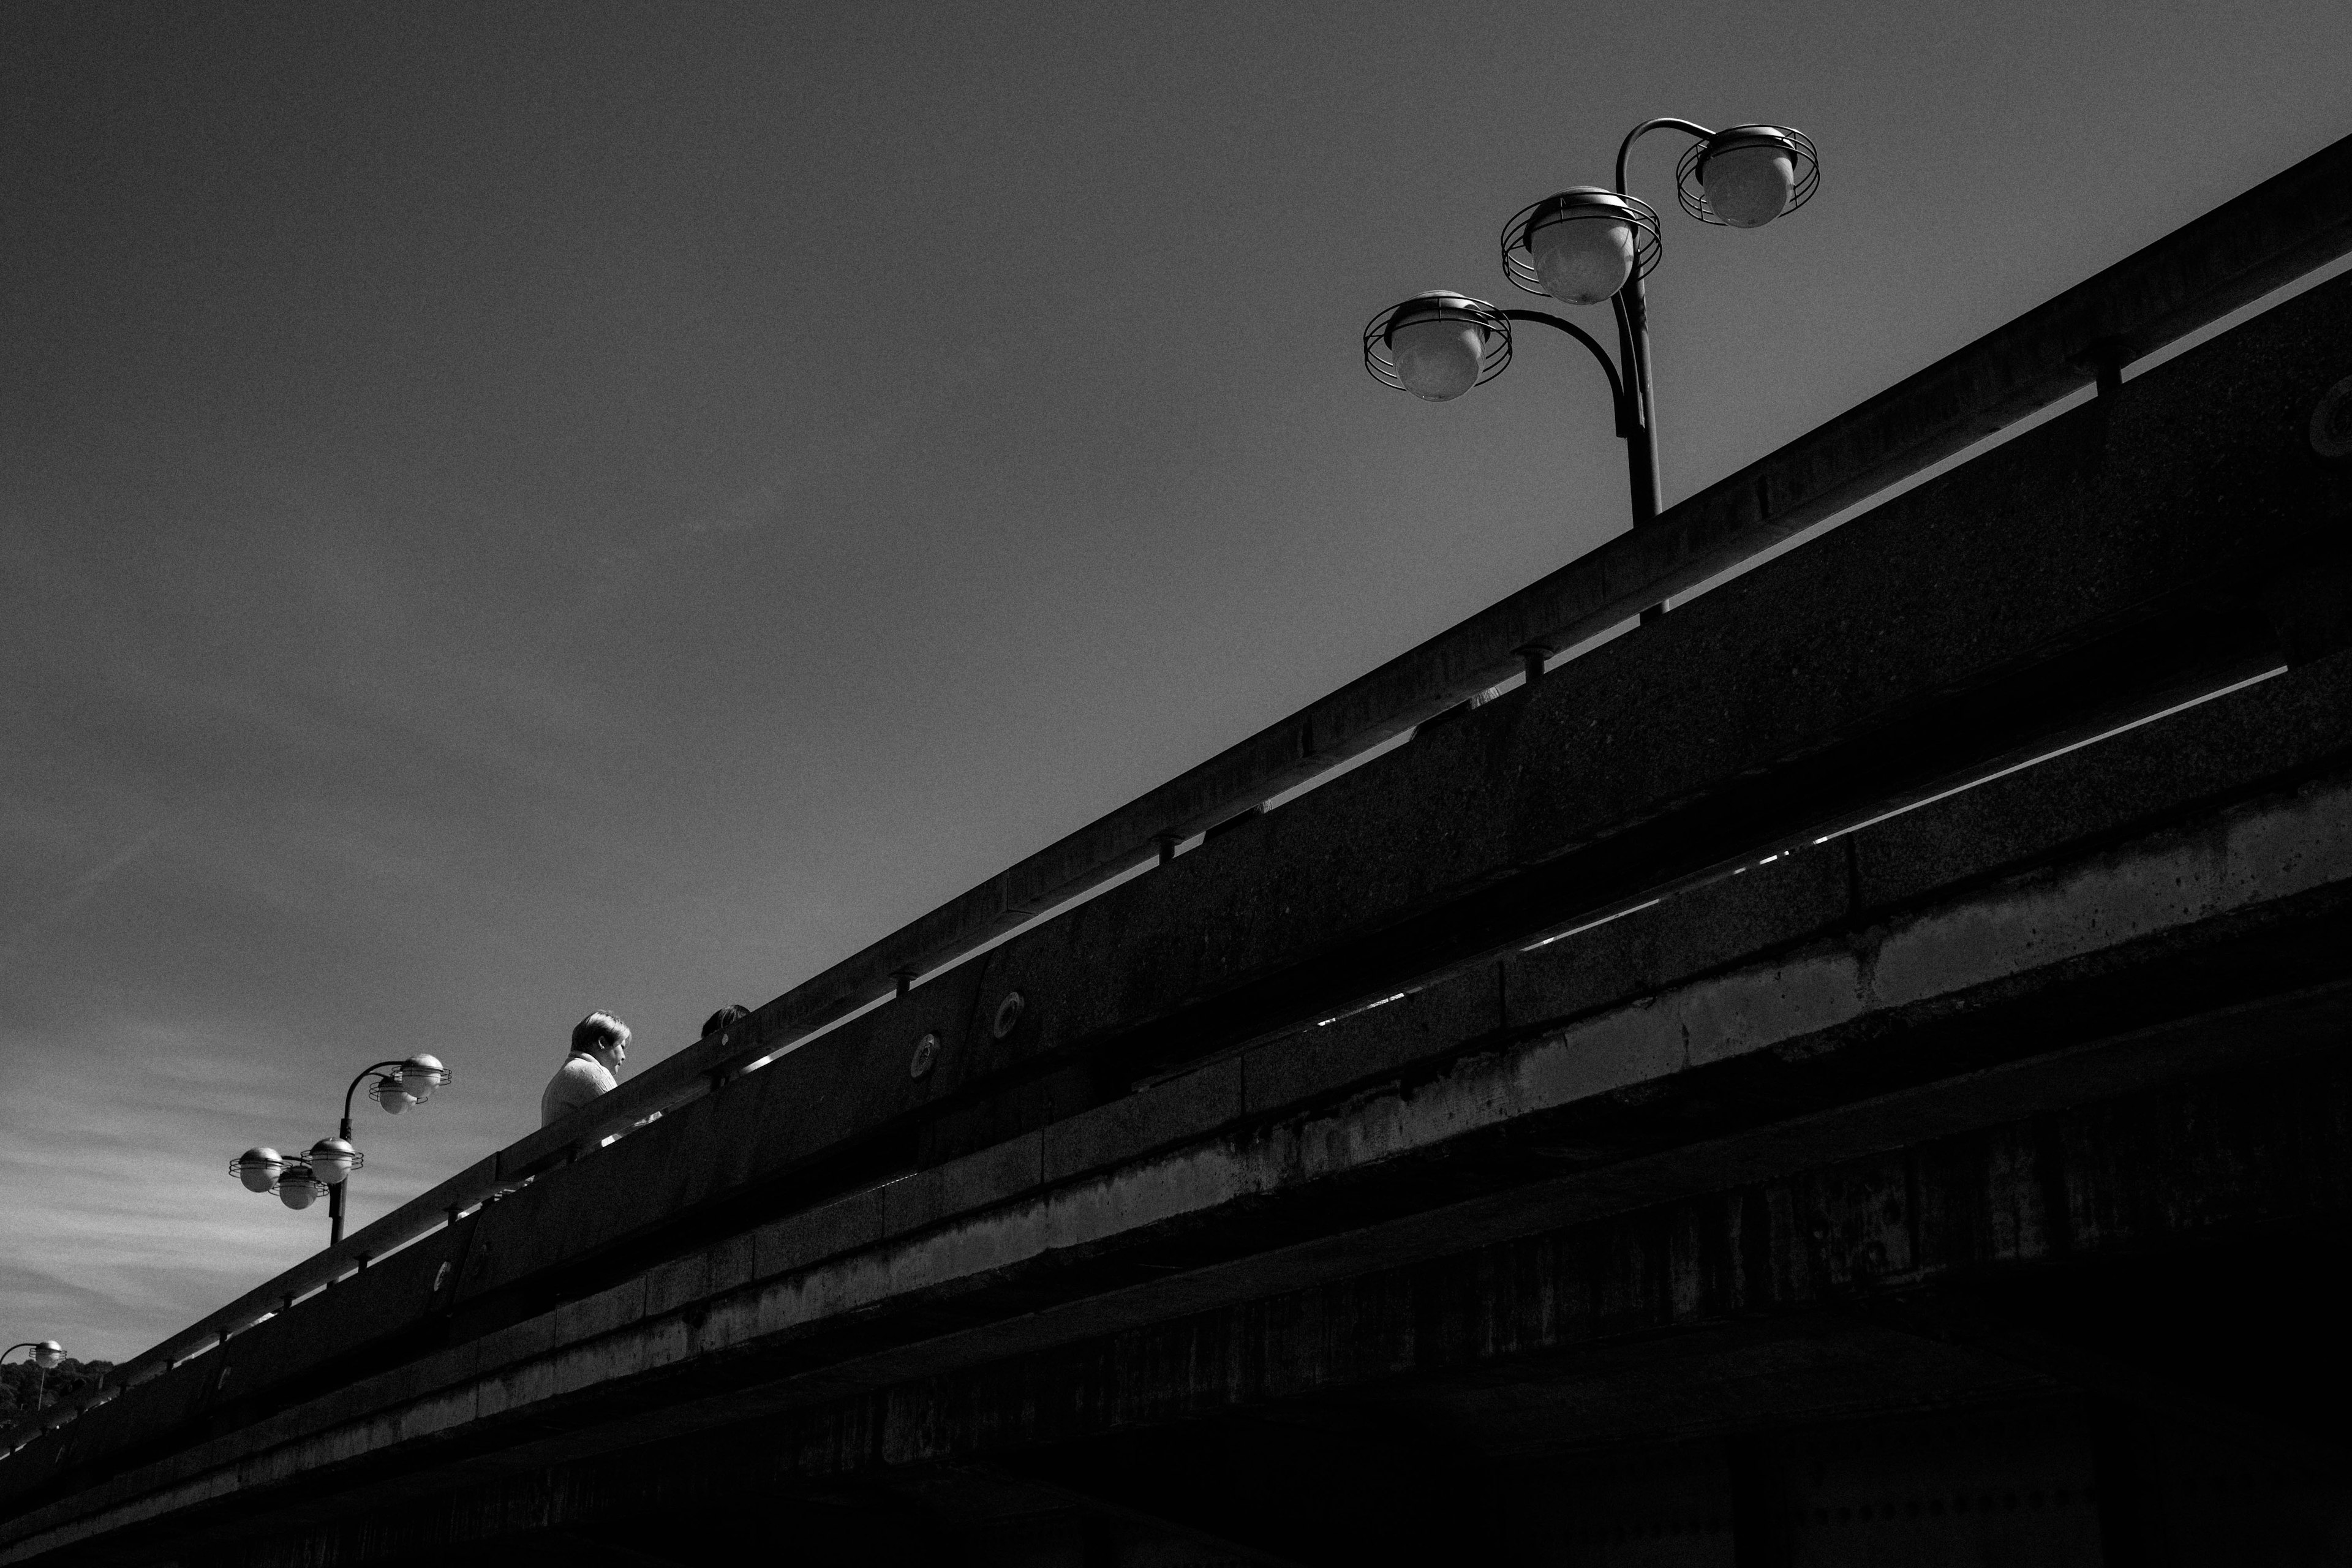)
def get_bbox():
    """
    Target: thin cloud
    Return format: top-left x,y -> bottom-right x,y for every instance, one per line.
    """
0,828 -> 163,978
0,1033 -> 328,1359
